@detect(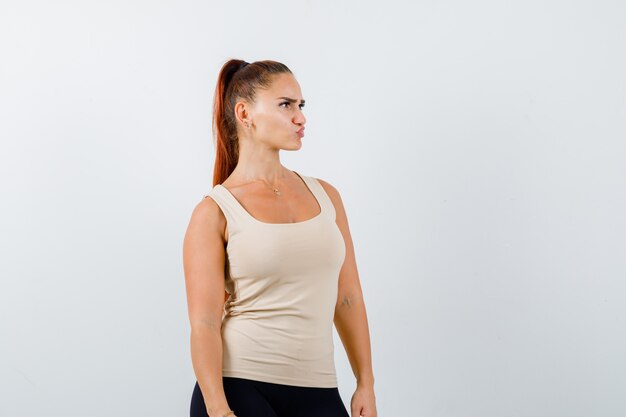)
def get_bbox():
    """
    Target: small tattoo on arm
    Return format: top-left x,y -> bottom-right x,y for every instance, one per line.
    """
341,296 -> 353,308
